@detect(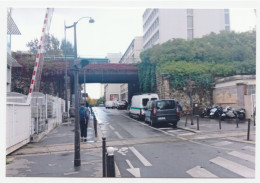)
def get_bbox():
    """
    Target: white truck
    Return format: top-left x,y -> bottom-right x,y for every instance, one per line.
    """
129,93 -> 159,120
105,101 -> 114,109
